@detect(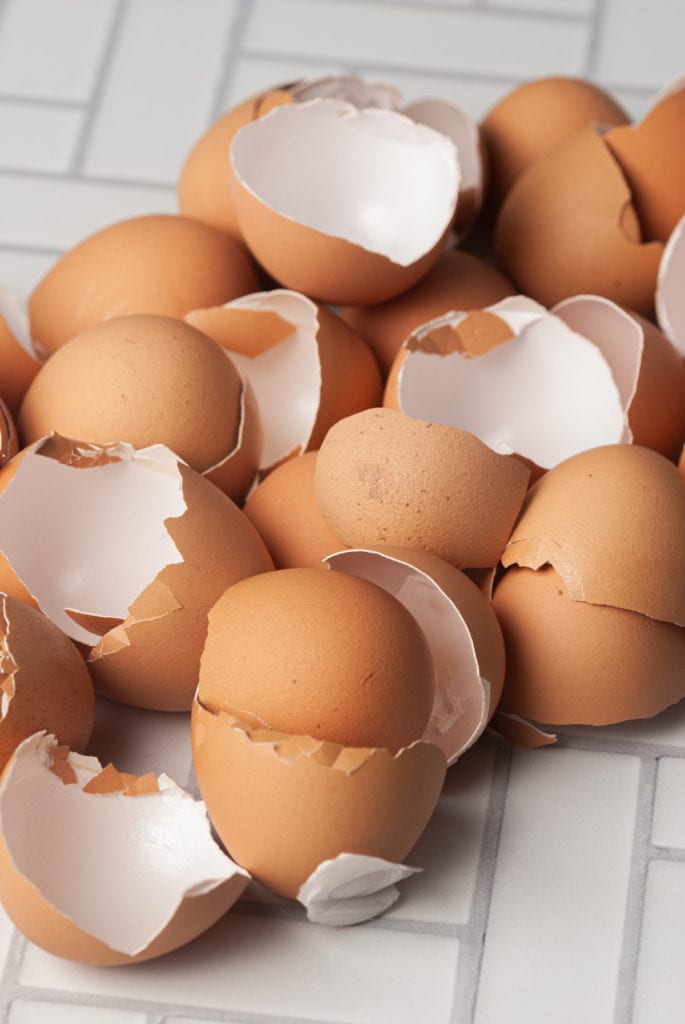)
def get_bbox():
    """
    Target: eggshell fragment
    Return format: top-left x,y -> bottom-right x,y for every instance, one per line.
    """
495,127 -> 663,317
326,547 -> 504,764
0,289 -> 41,415
0,596 -> 94,770
340,250 -> 515,375
185,290 -> 381,475
0,733 -> 249,964
493,566 -> 685,725
29,215 -> 259,357
315,408 -> 530,569
489,712 -> 556,749
191,701 -> 446,899
244,452 -> 344,569
0,437 -> 273,710
230,99 -> 459,305
656,214 -> 685,357
502,445 -> 685,626
297,854 -> 421,926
